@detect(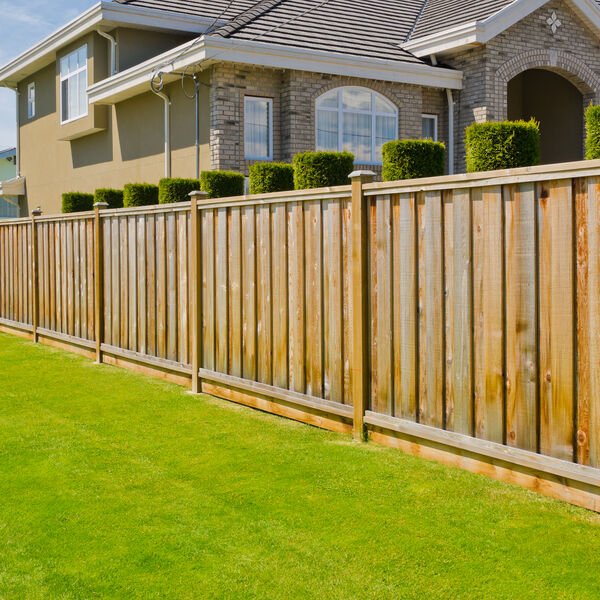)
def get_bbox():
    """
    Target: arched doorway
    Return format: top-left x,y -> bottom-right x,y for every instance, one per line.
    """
507,69 -> 583,164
